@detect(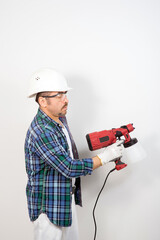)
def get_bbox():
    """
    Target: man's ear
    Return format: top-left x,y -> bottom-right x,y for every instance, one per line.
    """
38,97 -> 47,108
